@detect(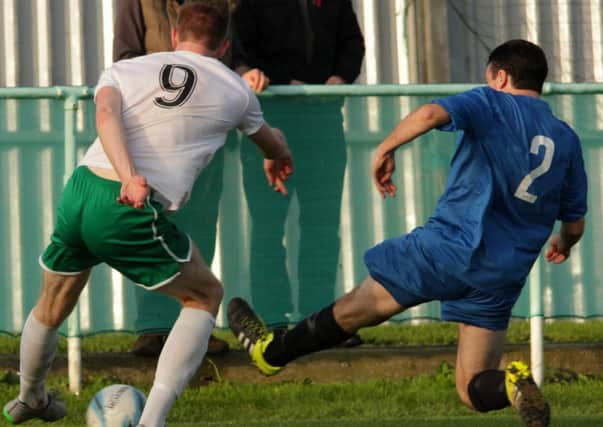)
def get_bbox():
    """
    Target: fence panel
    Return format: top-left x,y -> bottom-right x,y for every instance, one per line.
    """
0,86 -> 602,335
